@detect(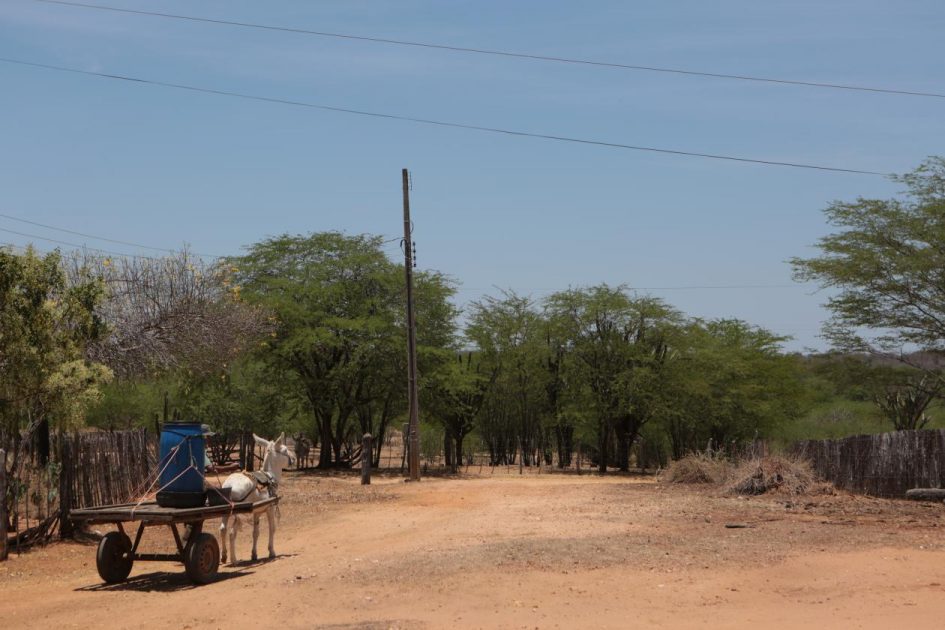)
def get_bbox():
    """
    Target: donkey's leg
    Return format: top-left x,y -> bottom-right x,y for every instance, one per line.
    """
251,514 -> 261,562
228,516 -> 240,564
267,506 -> 276,559
220,515 -> 229,564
